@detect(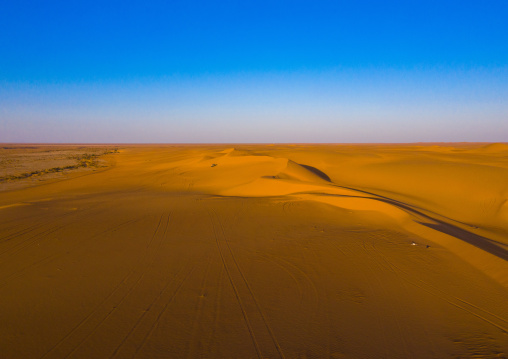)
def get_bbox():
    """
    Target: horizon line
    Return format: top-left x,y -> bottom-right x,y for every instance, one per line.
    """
1,142 -> 506,146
